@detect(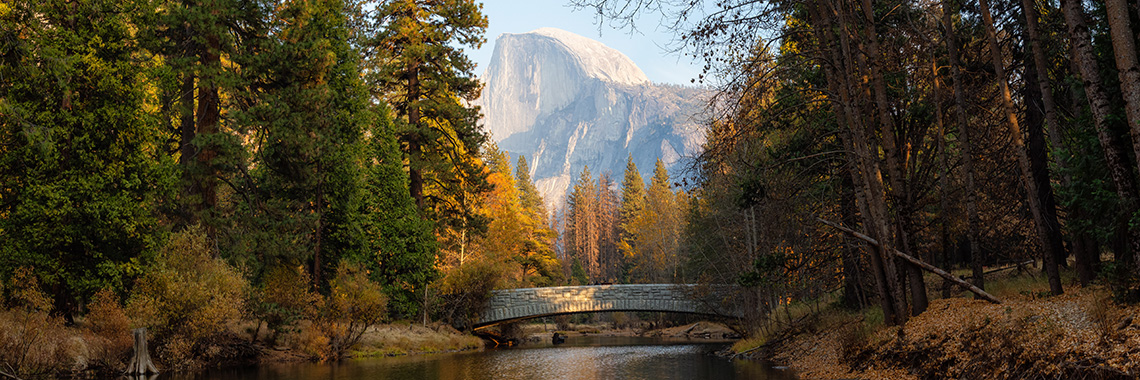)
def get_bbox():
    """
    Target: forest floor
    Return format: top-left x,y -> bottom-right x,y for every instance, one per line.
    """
734,269 -> 1140,379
